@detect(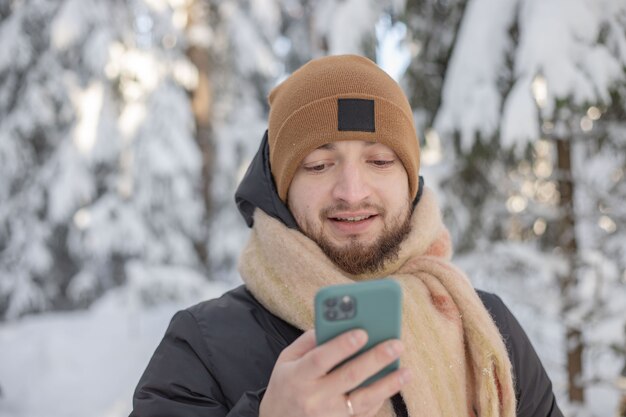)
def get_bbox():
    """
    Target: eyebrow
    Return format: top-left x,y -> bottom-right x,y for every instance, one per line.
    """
316,142 -> 377,150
